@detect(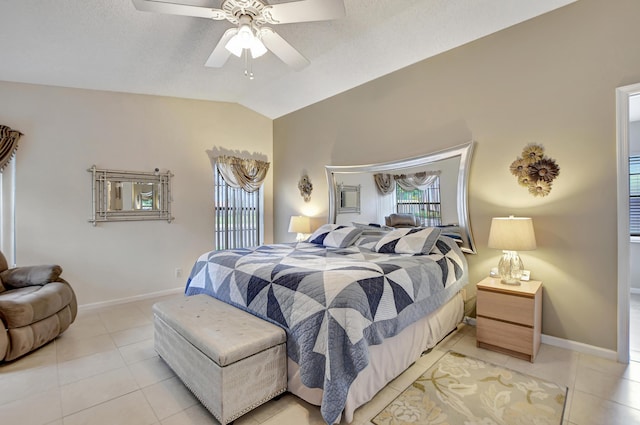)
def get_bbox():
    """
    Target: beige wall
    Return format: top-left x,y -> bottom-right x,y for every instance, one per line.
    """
273,0 -> 640,351
0,81 -> 273,306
